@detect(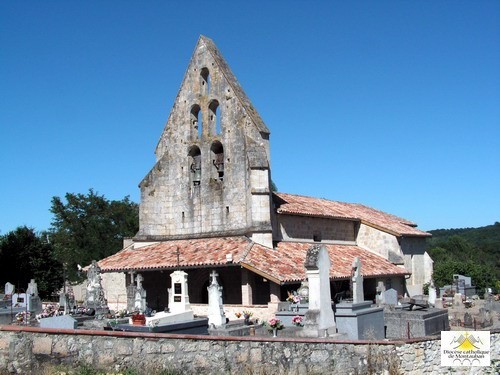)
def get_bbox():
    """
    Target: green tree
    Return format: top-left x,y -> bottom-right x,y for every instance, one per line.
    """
0,226 -> 63,299
49,190 -> 139,281
432,260 -> 495,294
